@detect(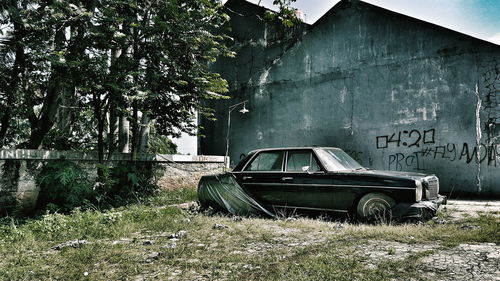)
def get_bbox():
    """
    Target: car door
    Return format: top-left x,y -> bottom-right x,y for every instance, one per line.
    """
280,150 -> 337,211
233,150 -> 288,207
